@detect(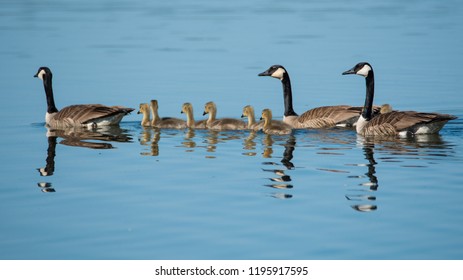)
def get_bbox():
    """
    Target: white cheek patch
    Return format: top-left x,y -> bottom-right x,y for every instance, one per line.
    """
37,69 -> 46,80
271,68 -> 286,80
356,64 -> 372,77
